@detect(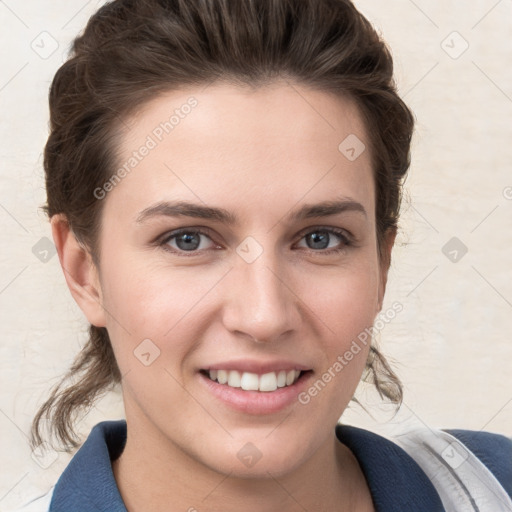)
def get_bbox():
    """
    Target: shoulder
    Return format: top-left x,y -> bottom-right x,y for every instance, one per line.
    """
445,428 -> 512,496
336,423 -> 446,510
8,420 -> 126,512
43,420 -> 127,510
7,486 -> 54,512
336,423 -> 512,511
